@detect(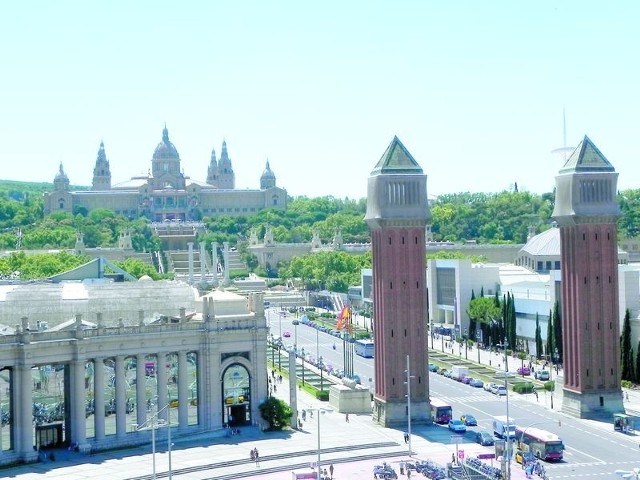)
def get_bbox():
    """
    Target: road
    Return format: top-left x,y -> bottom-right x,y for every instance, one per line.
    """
267,308 -> 640,478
